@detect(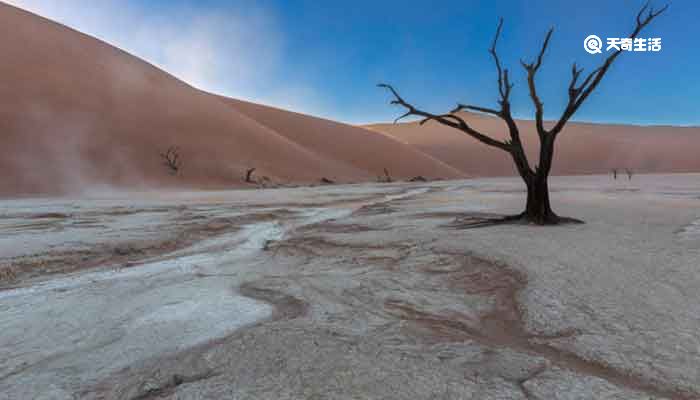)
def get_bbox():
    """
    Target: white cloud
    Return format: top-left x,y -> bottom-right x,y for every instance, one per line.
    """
3,0 -> 330,117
